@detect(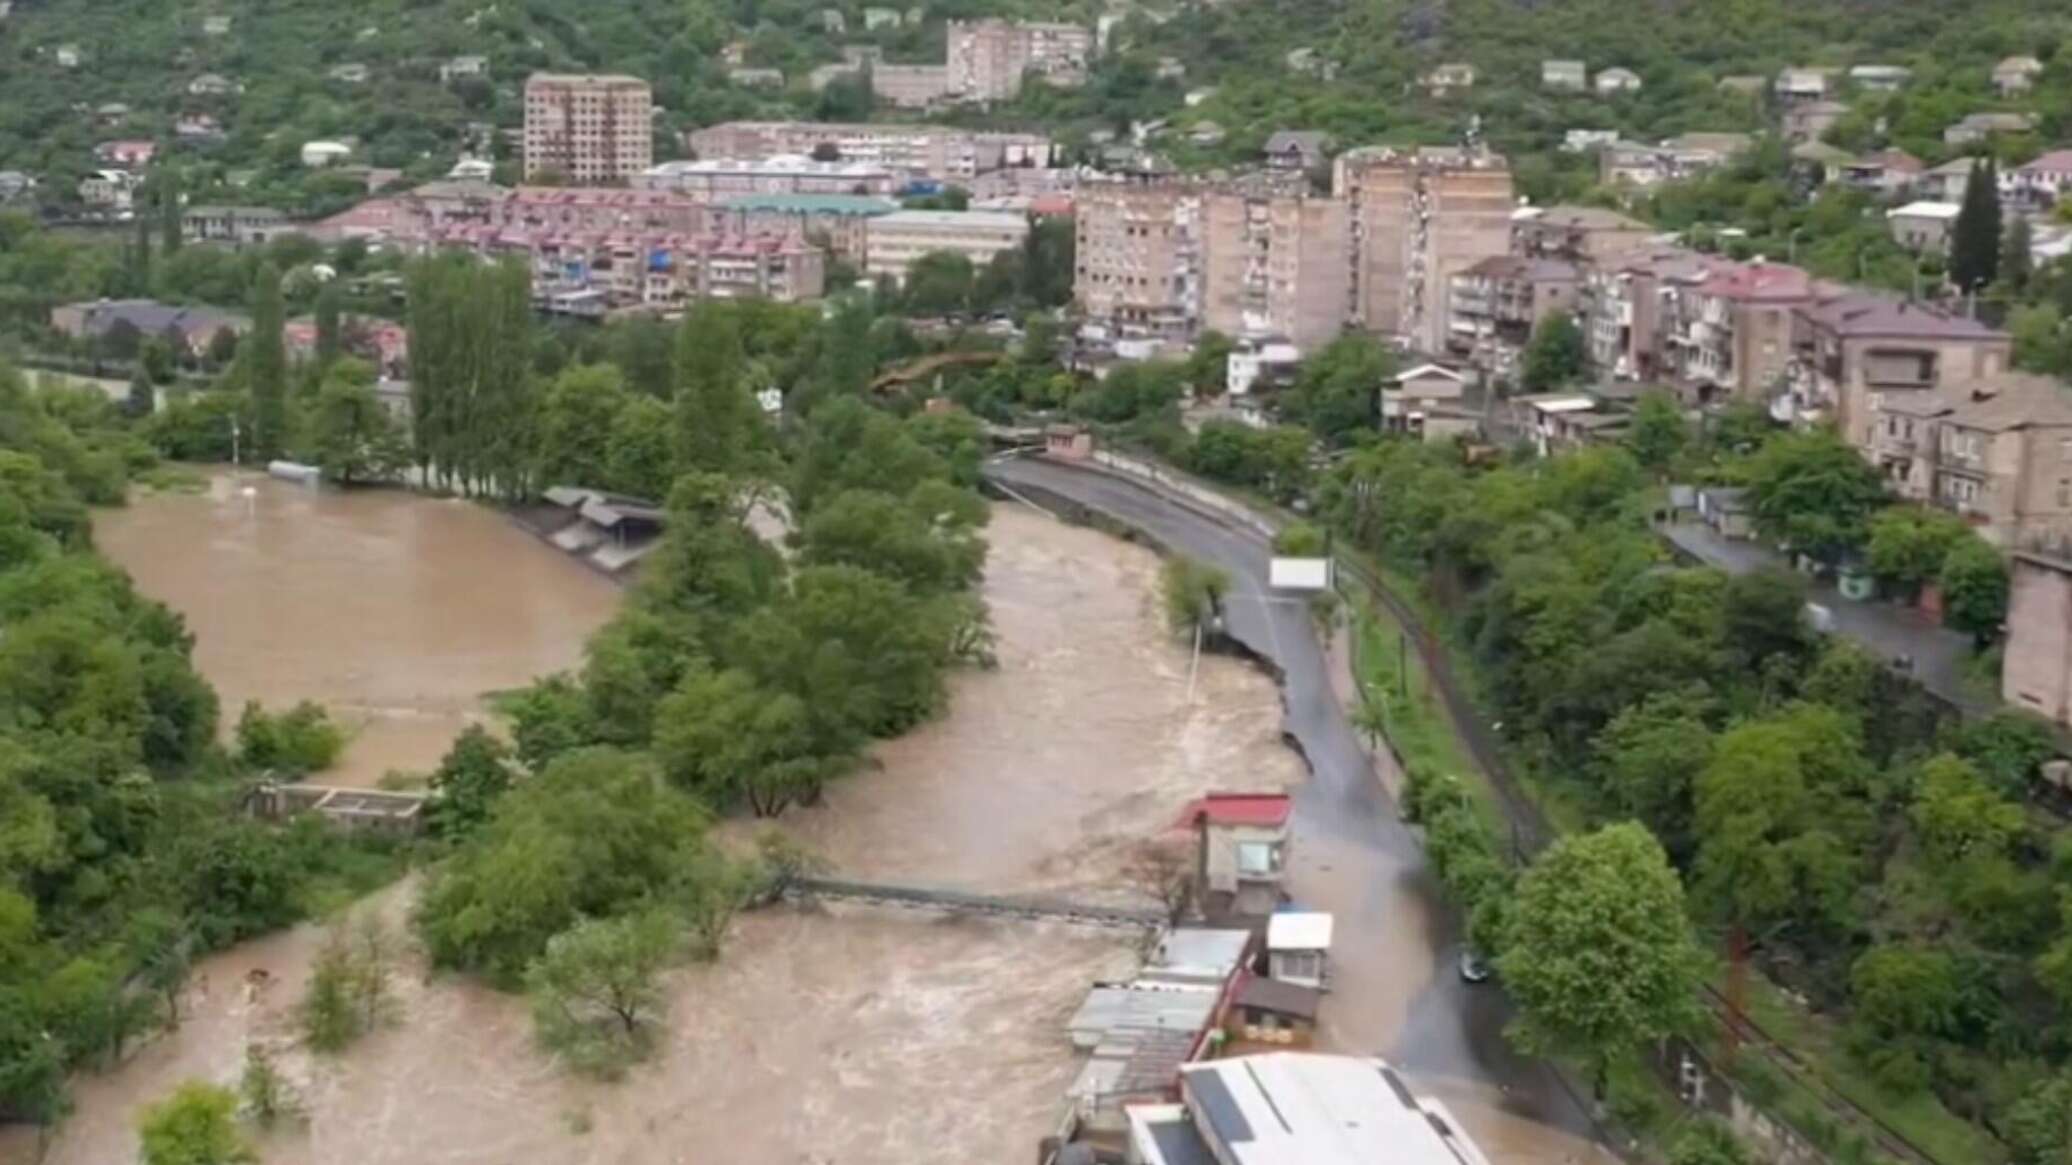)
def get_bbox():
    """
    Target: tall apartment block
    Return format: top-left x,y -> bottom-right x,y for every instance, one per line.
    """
1074,179 -> 1205,342
947,19 -> 1093,101
1333,147 -> 1513,353
1200,179 -> 1352,351
523,73 -> 652,184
